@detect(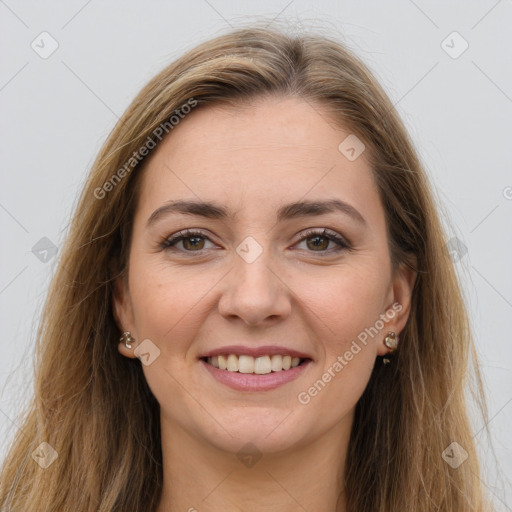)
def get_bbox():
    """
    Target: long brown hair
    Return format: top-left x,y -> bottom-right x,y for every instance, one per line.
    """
0,22 -> 491,511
